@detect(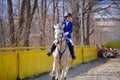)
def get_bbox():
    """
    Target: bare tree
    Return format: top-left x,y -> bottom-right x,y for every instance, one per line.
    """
85,0 -> 94,45
7,0 -> 15,47
53,0 -> 56,25
16,0 -> 26,46
0,0 -> 119,47
39,0 -> 46,46
23,0 -> 38,46
0,0 -> 6,47
15,0 -> 38,47
71,0 -> 81,45
56,0 -> 60,23
63,0 -> 65,17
